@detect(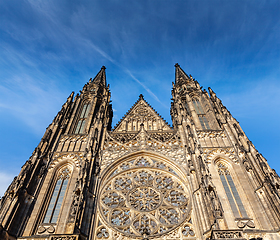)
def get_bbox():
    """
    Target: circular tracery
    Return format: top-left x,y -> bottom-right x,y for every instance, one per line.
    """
128,186 -> 161,212
99,157 -> 191,237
